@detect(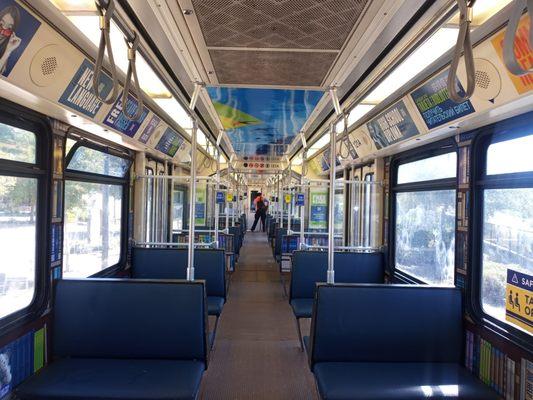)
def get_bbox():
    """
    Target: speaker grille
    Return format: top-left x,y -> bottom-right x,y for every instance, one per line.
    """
475,69 -> 490,90
41,56 -> 58,76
